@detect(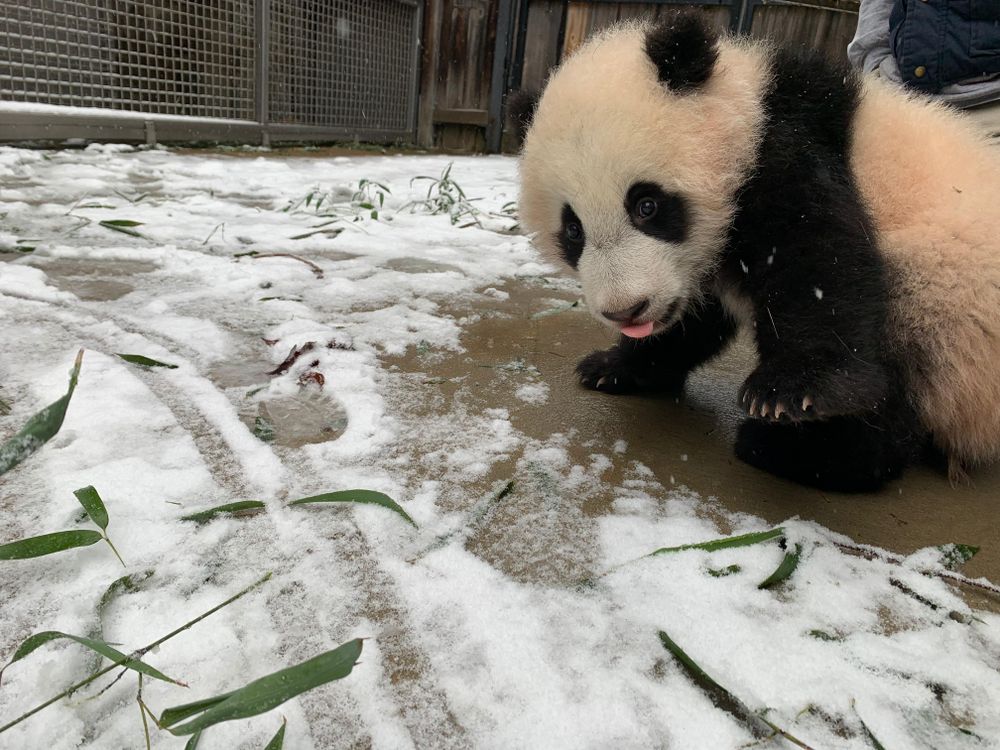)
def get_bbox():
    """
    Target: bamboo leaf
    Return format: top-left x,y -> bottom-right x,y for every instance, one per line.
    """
184,732 -> 203,750
180,501 -> 266,524
88,570 -> 156,669
116,354 -> 178,369
0,530 -> 102,560
289,490 -> 416,527
852,701 -> 887,750
73,485 -> 109,530
936,543 -> 979,571
758,544 -> 802,589
0,631 -> 181,685
100,219 -> 144,227
650,528 -> 784,556
0,349 -> 83,477
160,638 -> 363,735
264,719 -> 287,749
658,629 -> 814,748
657,630 -> 773,738
99,220 -> 145,237
707,564 -> 741,578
